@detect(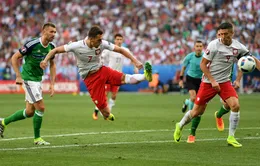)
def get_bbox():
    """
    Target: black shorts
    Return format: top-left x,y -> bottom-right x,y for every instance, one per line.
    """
186,75 -> 201,93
